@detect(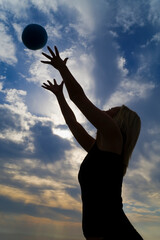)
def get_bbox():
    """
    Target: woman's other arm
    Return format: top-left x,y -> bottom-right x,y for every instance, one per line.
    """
42,79 -> 95,152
